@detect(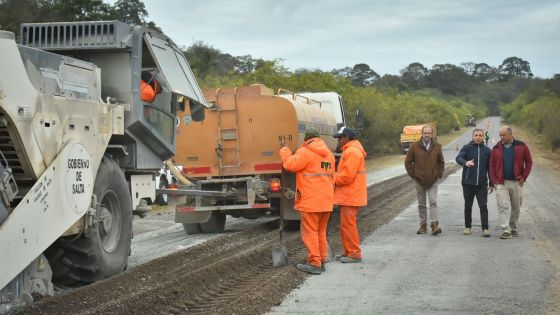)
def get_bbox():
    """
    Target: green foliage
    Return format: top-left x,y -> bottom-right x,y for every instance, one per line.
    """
425,63 -> 479,95
501,76 -> 560,149
0,0 -> 159,35
114,0 -> 148,25
332,63 -> 380,87
2,3 -> 548,153
192,58 -> 478,155
499,56 -> 533,81
400,62 -> 428,89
